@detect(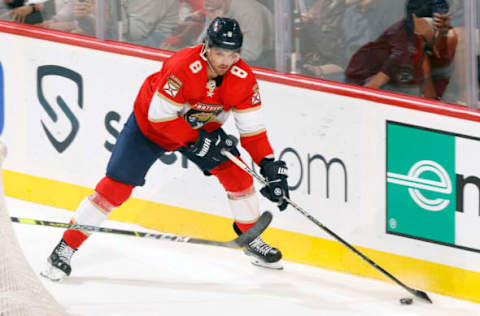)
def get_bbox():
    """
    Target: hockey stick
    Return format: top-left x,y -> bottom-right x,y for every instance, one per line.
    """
10,211 -> 272,249
222,150 -> 432,303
